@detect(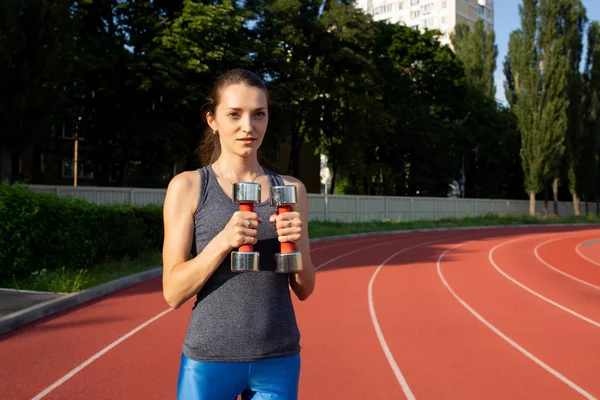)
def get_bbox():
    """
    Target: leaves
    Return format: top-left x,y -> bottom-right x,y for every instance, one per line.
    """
0,0 -> 522,201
